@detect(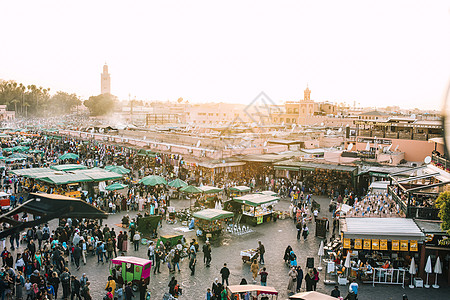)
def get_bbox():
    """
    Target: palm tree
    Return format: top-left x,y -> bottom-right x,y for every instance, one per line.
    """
10,99 -> 19,113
